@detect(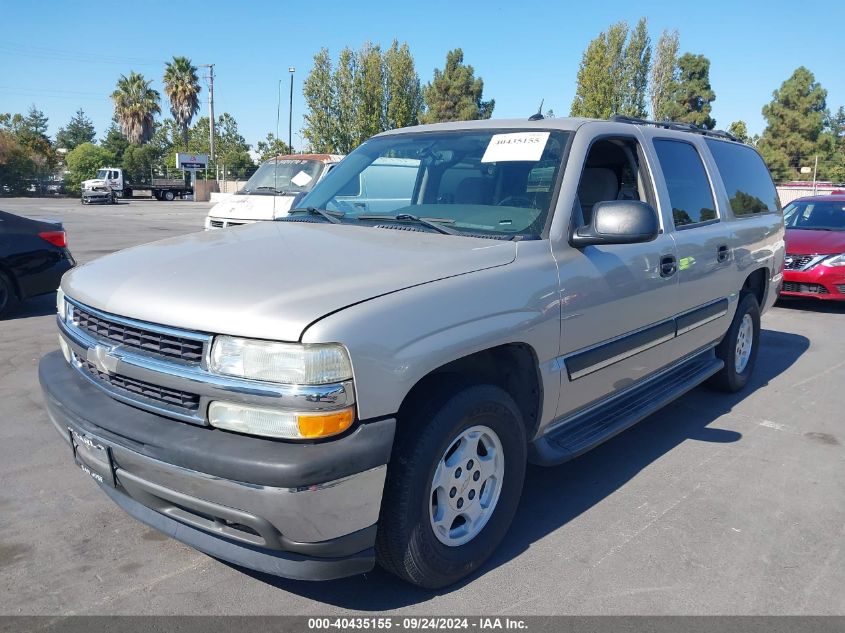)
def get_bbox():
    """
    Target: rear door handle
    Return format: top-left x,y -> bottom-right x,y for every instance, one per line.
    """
660,254 -> 677,278
717,244 -> 730,263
